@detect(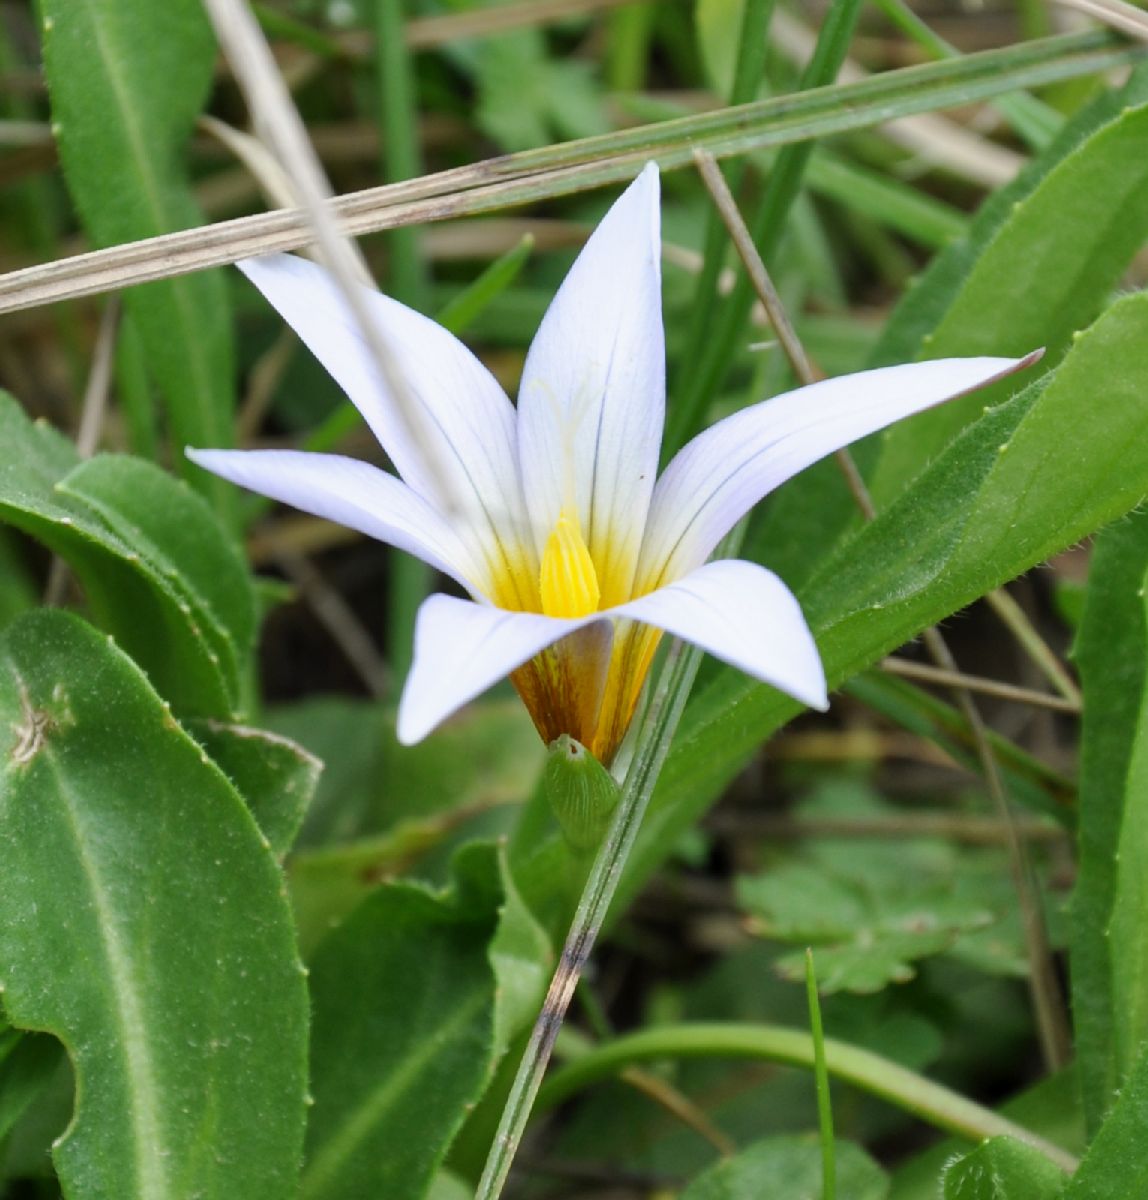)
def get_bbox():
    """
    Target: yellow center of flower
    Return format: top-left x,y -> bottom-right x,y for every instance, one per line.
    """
539,508 -> 600,618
